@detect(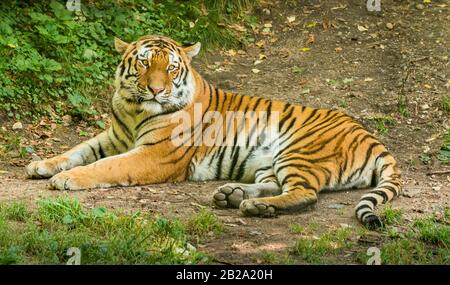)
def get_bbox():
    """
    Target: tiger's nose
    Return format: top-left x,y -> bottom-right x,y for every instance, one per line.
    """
148,86 -> 165,95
